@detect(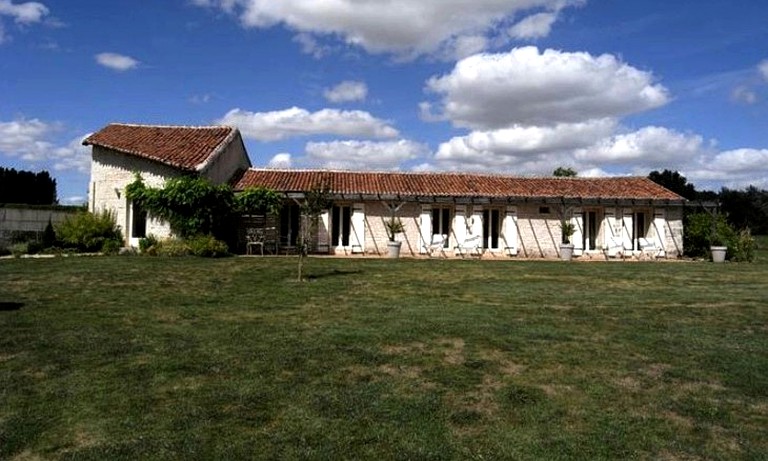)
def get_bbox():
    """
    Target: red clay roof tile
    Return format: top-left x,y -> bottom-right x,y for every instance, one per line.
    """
83,123 -> 236,171
233,169 -> 685,201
